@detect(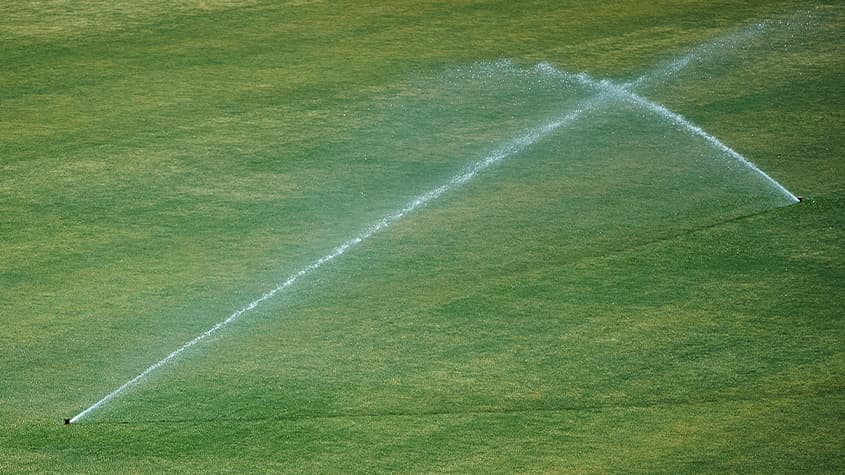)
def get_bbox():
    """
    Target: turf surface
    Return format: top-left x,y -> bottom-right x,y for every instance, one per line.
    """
1,1 -> 843,472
